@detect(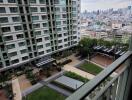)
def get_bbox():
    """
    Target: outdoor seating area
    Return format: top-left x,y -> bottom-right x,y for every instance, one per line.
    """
93,45 -> 126,58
